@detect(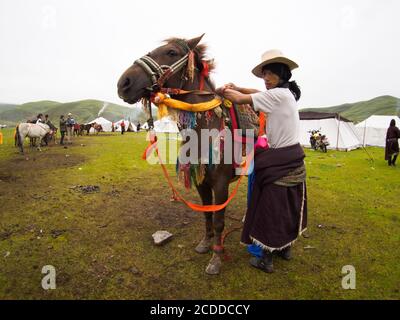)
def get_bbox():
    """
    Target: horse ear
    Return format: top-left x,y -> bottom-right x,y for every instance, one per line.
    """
186,34 -> 205,50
